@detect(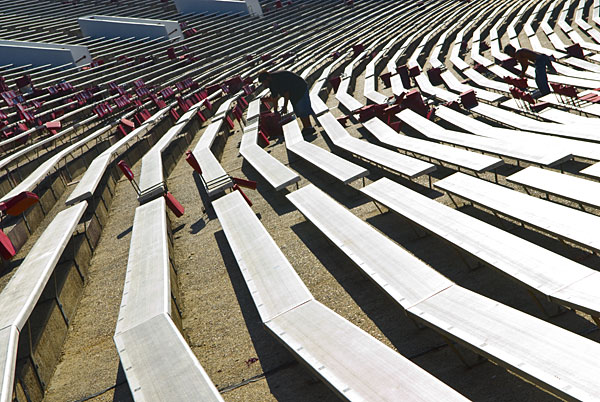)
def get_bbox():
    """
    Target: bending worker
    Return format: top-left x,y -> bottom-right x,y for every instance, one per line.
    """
258,70 -> 316,135
503,44 -> 557,96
